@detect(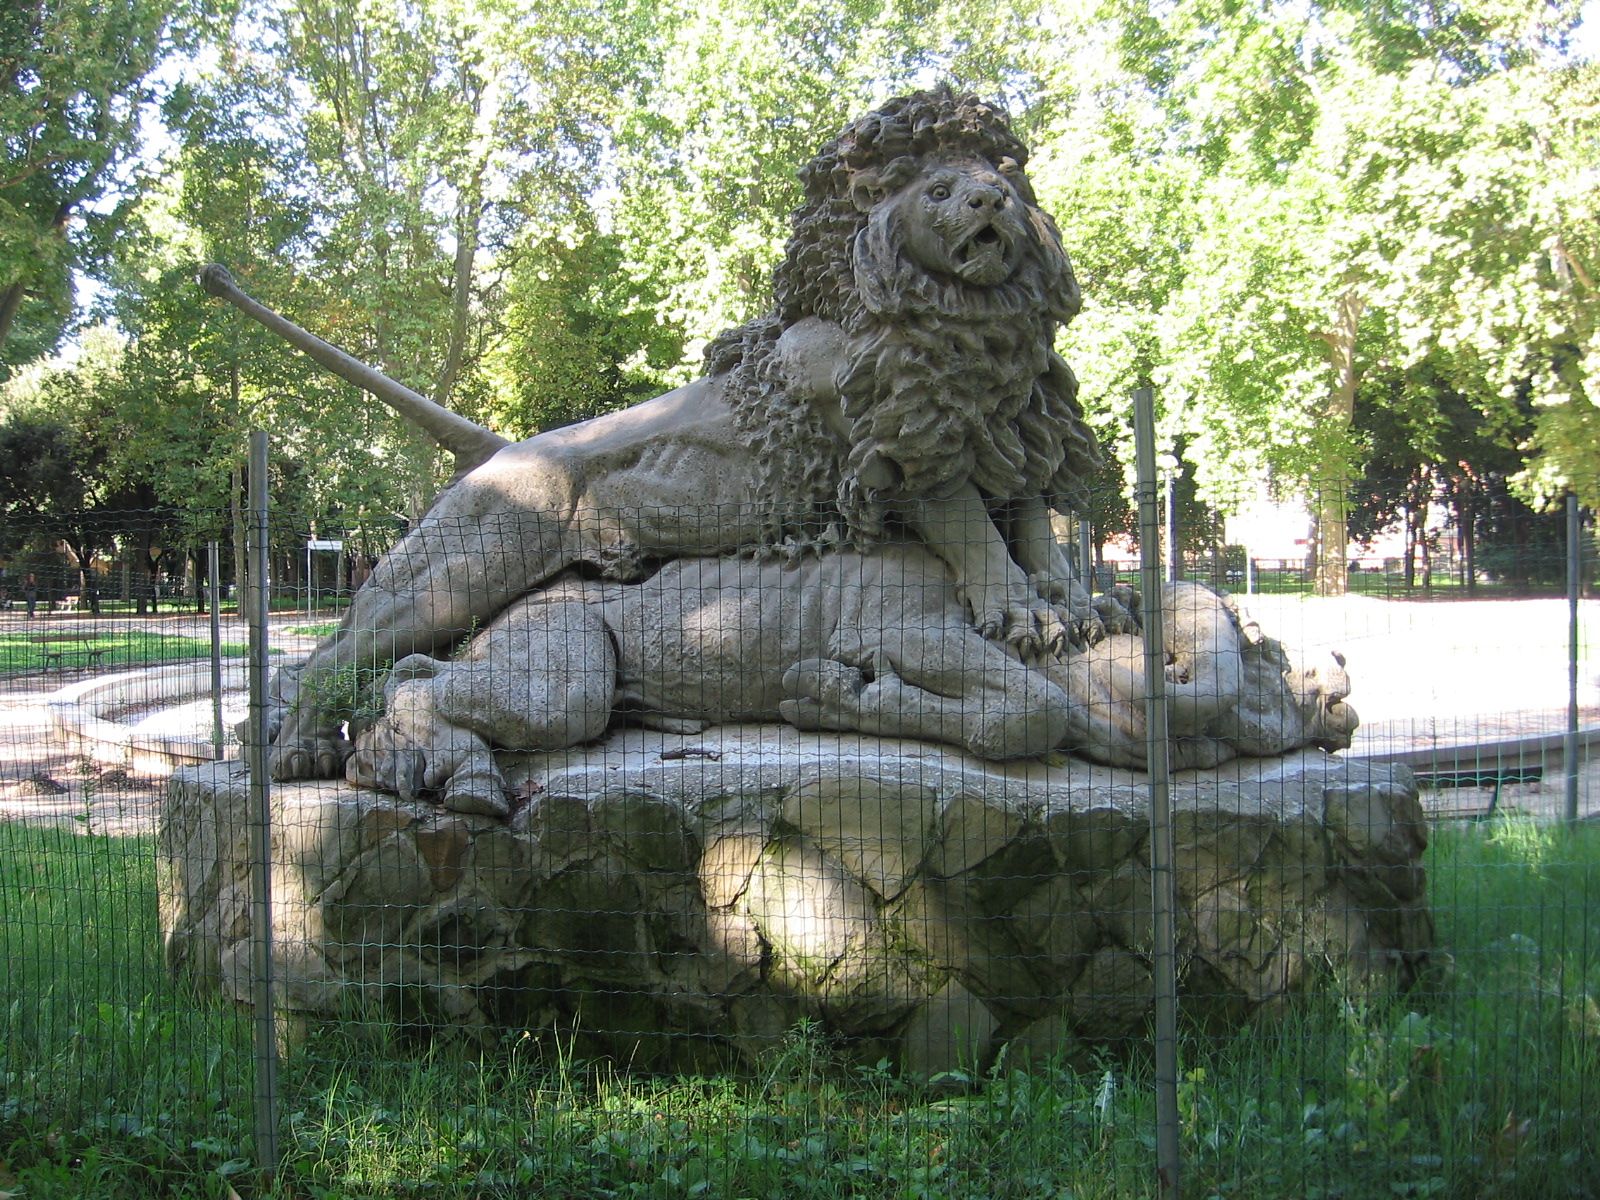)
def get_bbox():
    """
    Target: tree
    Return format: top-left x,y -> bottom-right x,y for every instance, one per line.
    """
605,0 -> 952,370
1074,0 -> 1596,594
0,328 -> 186,608
1350,358 -> 1571,592
0,0 -> 214,371
253,0 -> 625,511
486,220 -> 684,436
